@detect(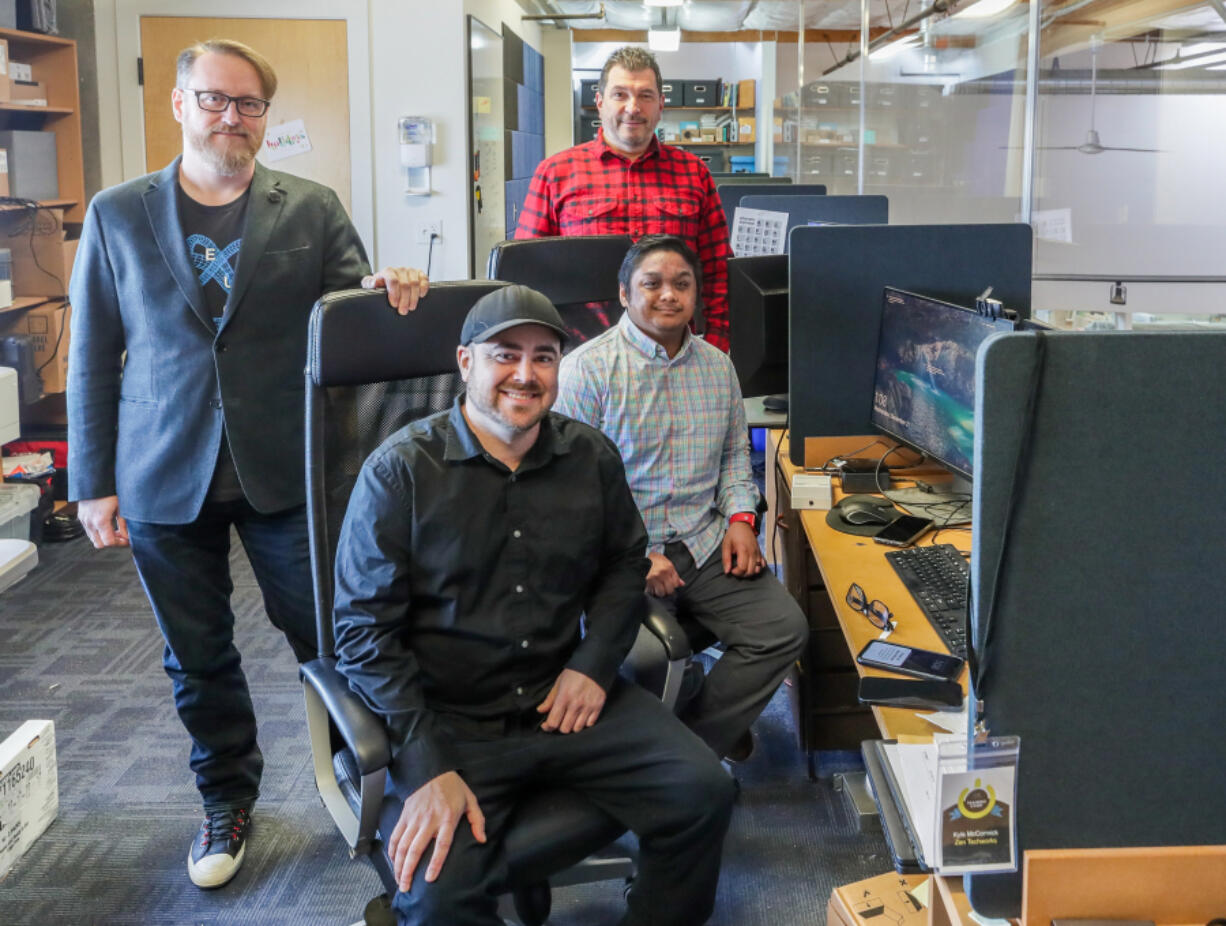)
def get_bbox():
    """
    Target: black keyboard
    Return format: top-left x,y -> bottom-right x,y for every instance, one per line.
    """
883,543 -> 970,659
